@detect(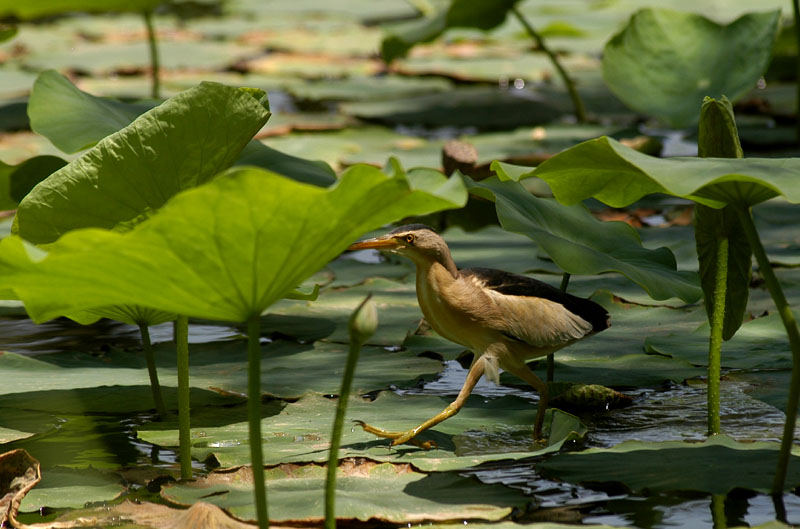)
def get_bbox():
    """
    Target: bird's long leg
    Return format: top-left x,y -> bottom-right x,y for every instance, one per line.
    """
357,356 -> 486,448
501,359 -> 549,441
